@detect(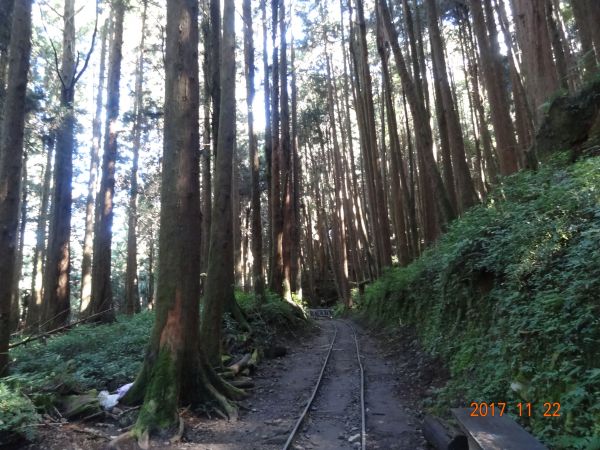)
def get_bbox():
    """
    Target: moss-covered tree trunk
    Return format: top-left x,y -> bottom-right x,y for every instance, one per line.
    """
122,0 -> 242,437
